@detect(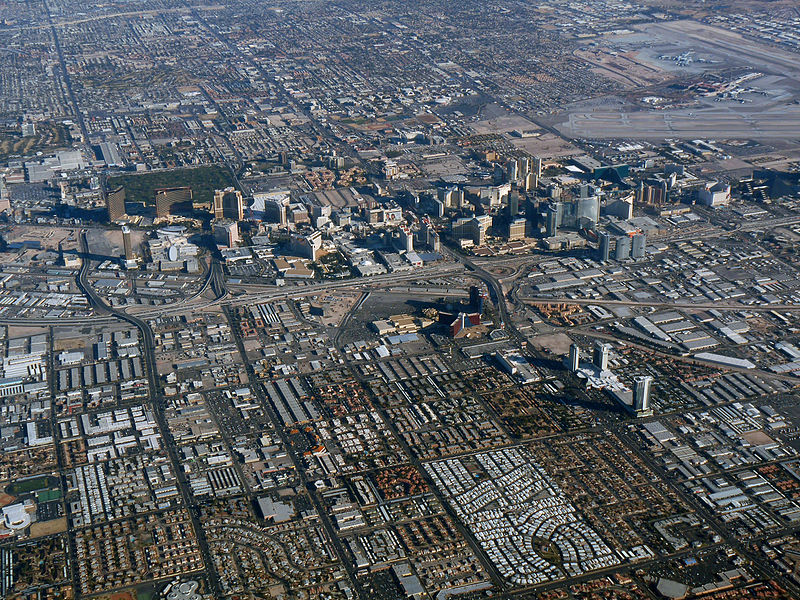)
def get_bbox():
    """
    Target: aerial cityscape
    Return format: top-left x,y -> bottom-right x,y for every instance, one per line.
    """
2,0 -> 800,599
